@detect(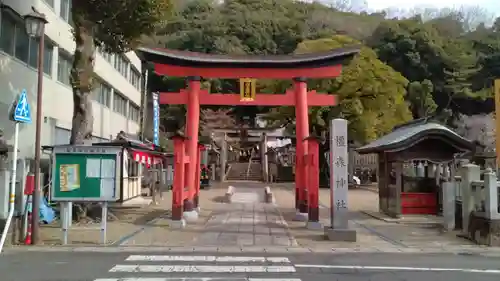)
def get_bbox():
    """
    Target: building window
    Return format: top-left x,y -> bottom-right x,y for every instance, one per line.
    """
60,0 -> 72,23
29,37 -> 54,75
113,92 -> 128,116
0,12 -> 16,55
105,53 -> 113,63
93,80 -> 111,107
57,51 -> 73,86
14,25 -> 29,63
114,55 -> 129,78
128,104 -> 140,122
130,69 -> 141,91
1,11 -> 53,75
97,46 -> 114,64
43,0 -> 55,8
43,40 -> 54,75
54,127 -> 71,145
28,38 -> 38,68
